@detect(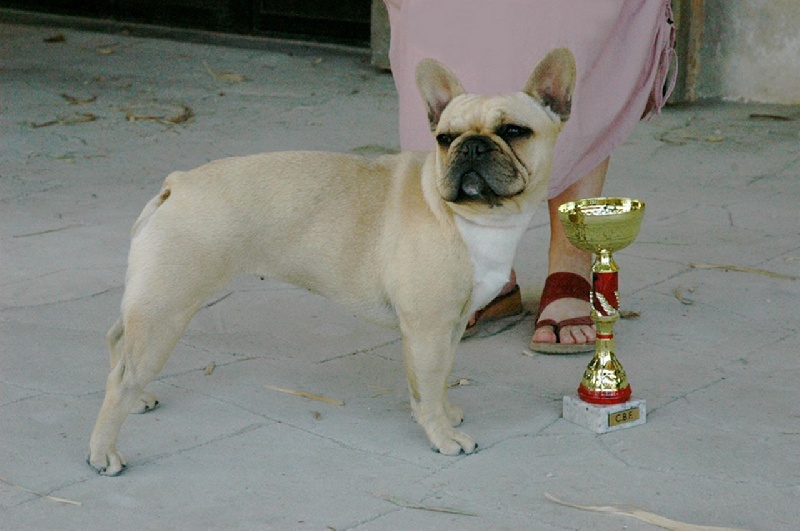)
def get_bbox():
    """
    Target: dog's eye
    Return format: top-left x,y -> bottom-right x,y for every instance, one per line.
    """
436,133 -> 457,148
497,124 -> 533,140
